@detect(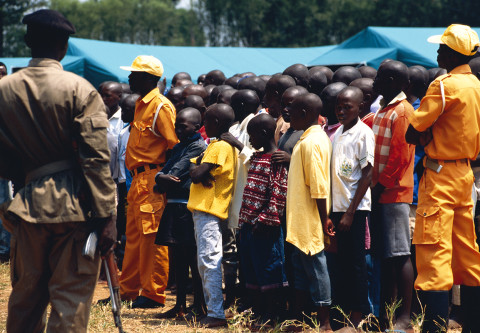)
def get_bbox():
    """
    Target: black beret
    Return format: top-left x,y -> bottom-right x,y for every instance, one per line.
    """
22,9 -> 75,35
